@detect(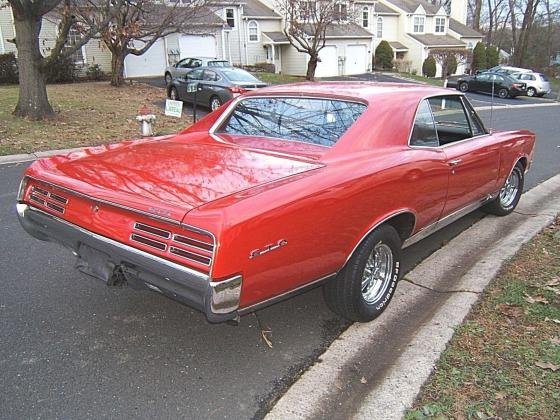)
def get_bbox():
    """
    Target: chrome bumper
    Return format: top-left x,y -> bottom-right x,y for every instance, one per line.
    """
16,203 -> 241,323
